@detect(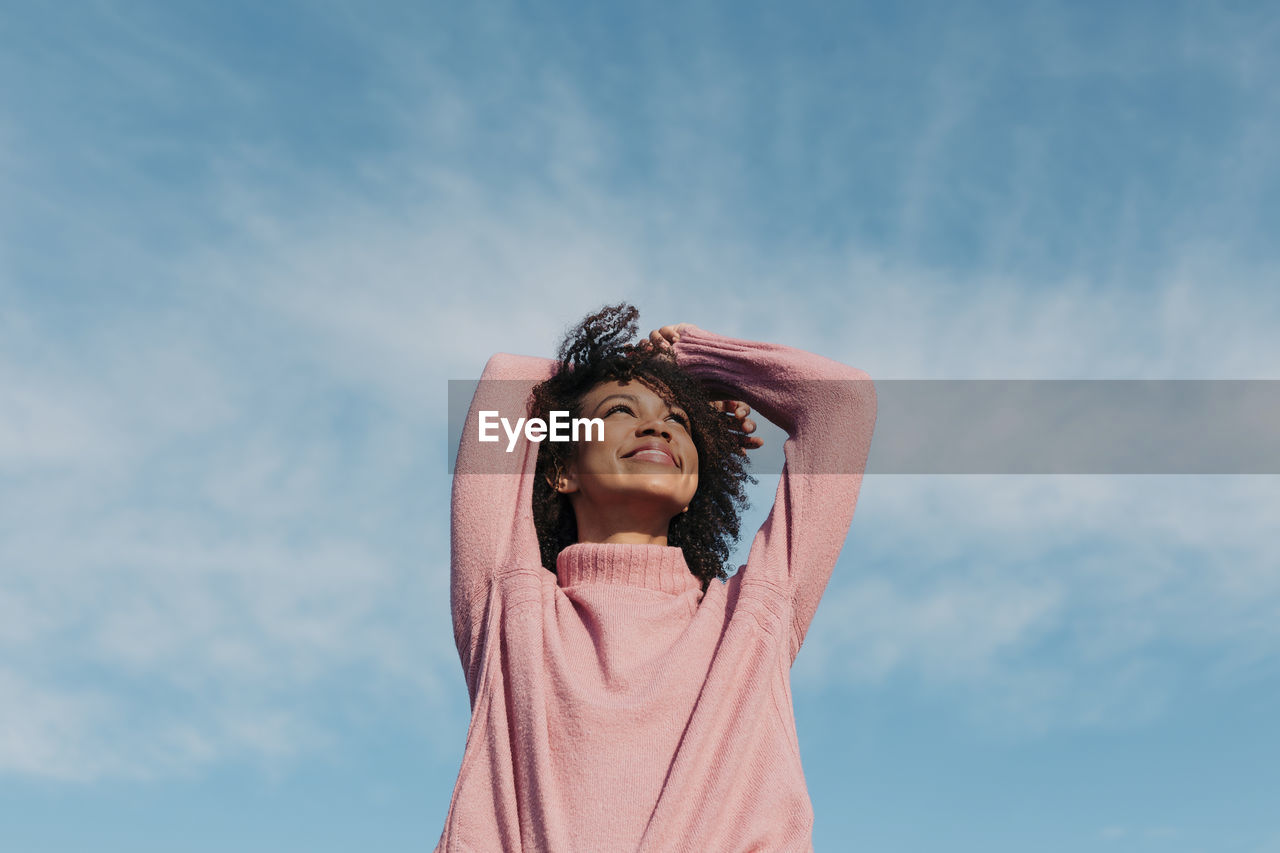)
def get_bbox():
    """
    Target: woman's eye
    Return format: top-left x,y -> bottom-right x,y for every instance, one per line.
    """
605,404 -> 634,417
668,413 -> 689,428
